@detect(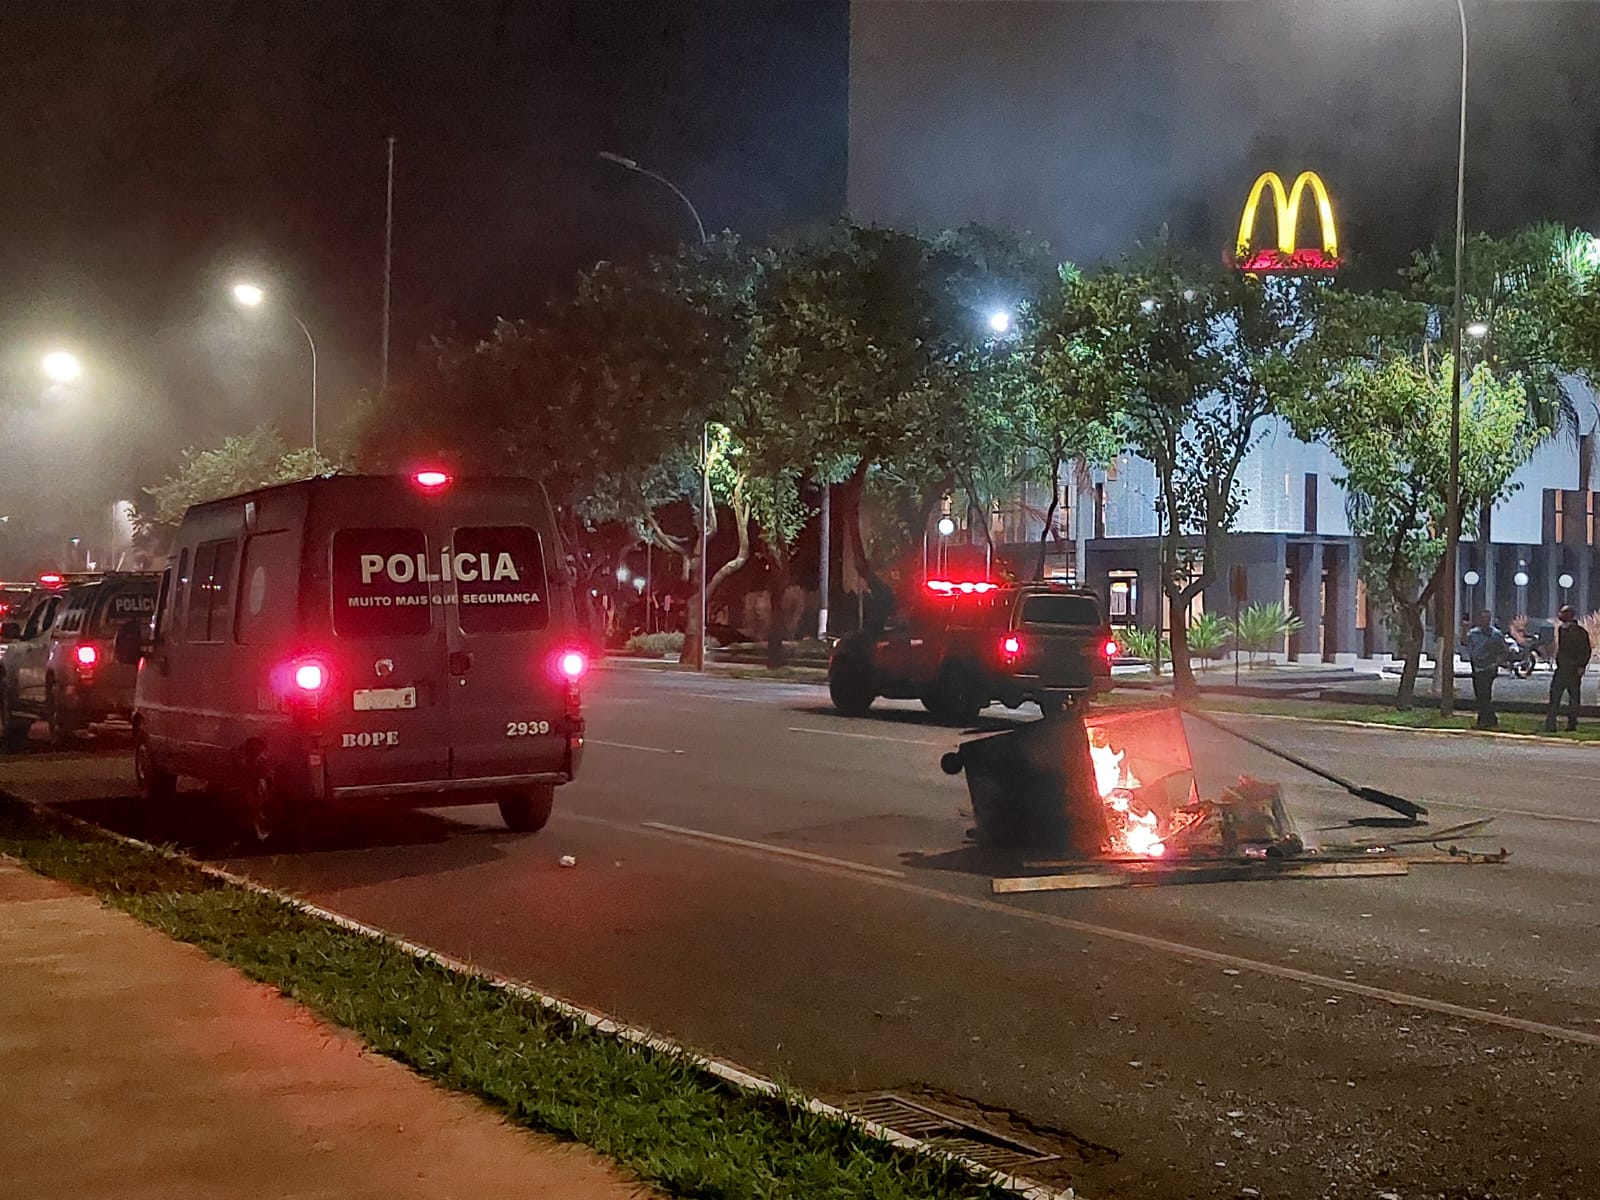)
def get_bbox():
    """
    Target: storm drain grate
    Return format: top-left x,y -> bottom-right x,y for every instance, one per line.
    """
842,1093 -> 1060,1175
